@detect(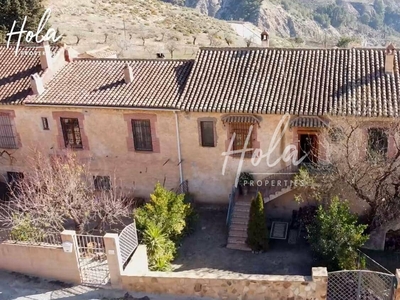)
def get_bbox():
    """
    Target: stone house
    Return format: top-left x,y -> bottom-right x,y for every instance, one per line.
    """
1,41 -> 400,243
